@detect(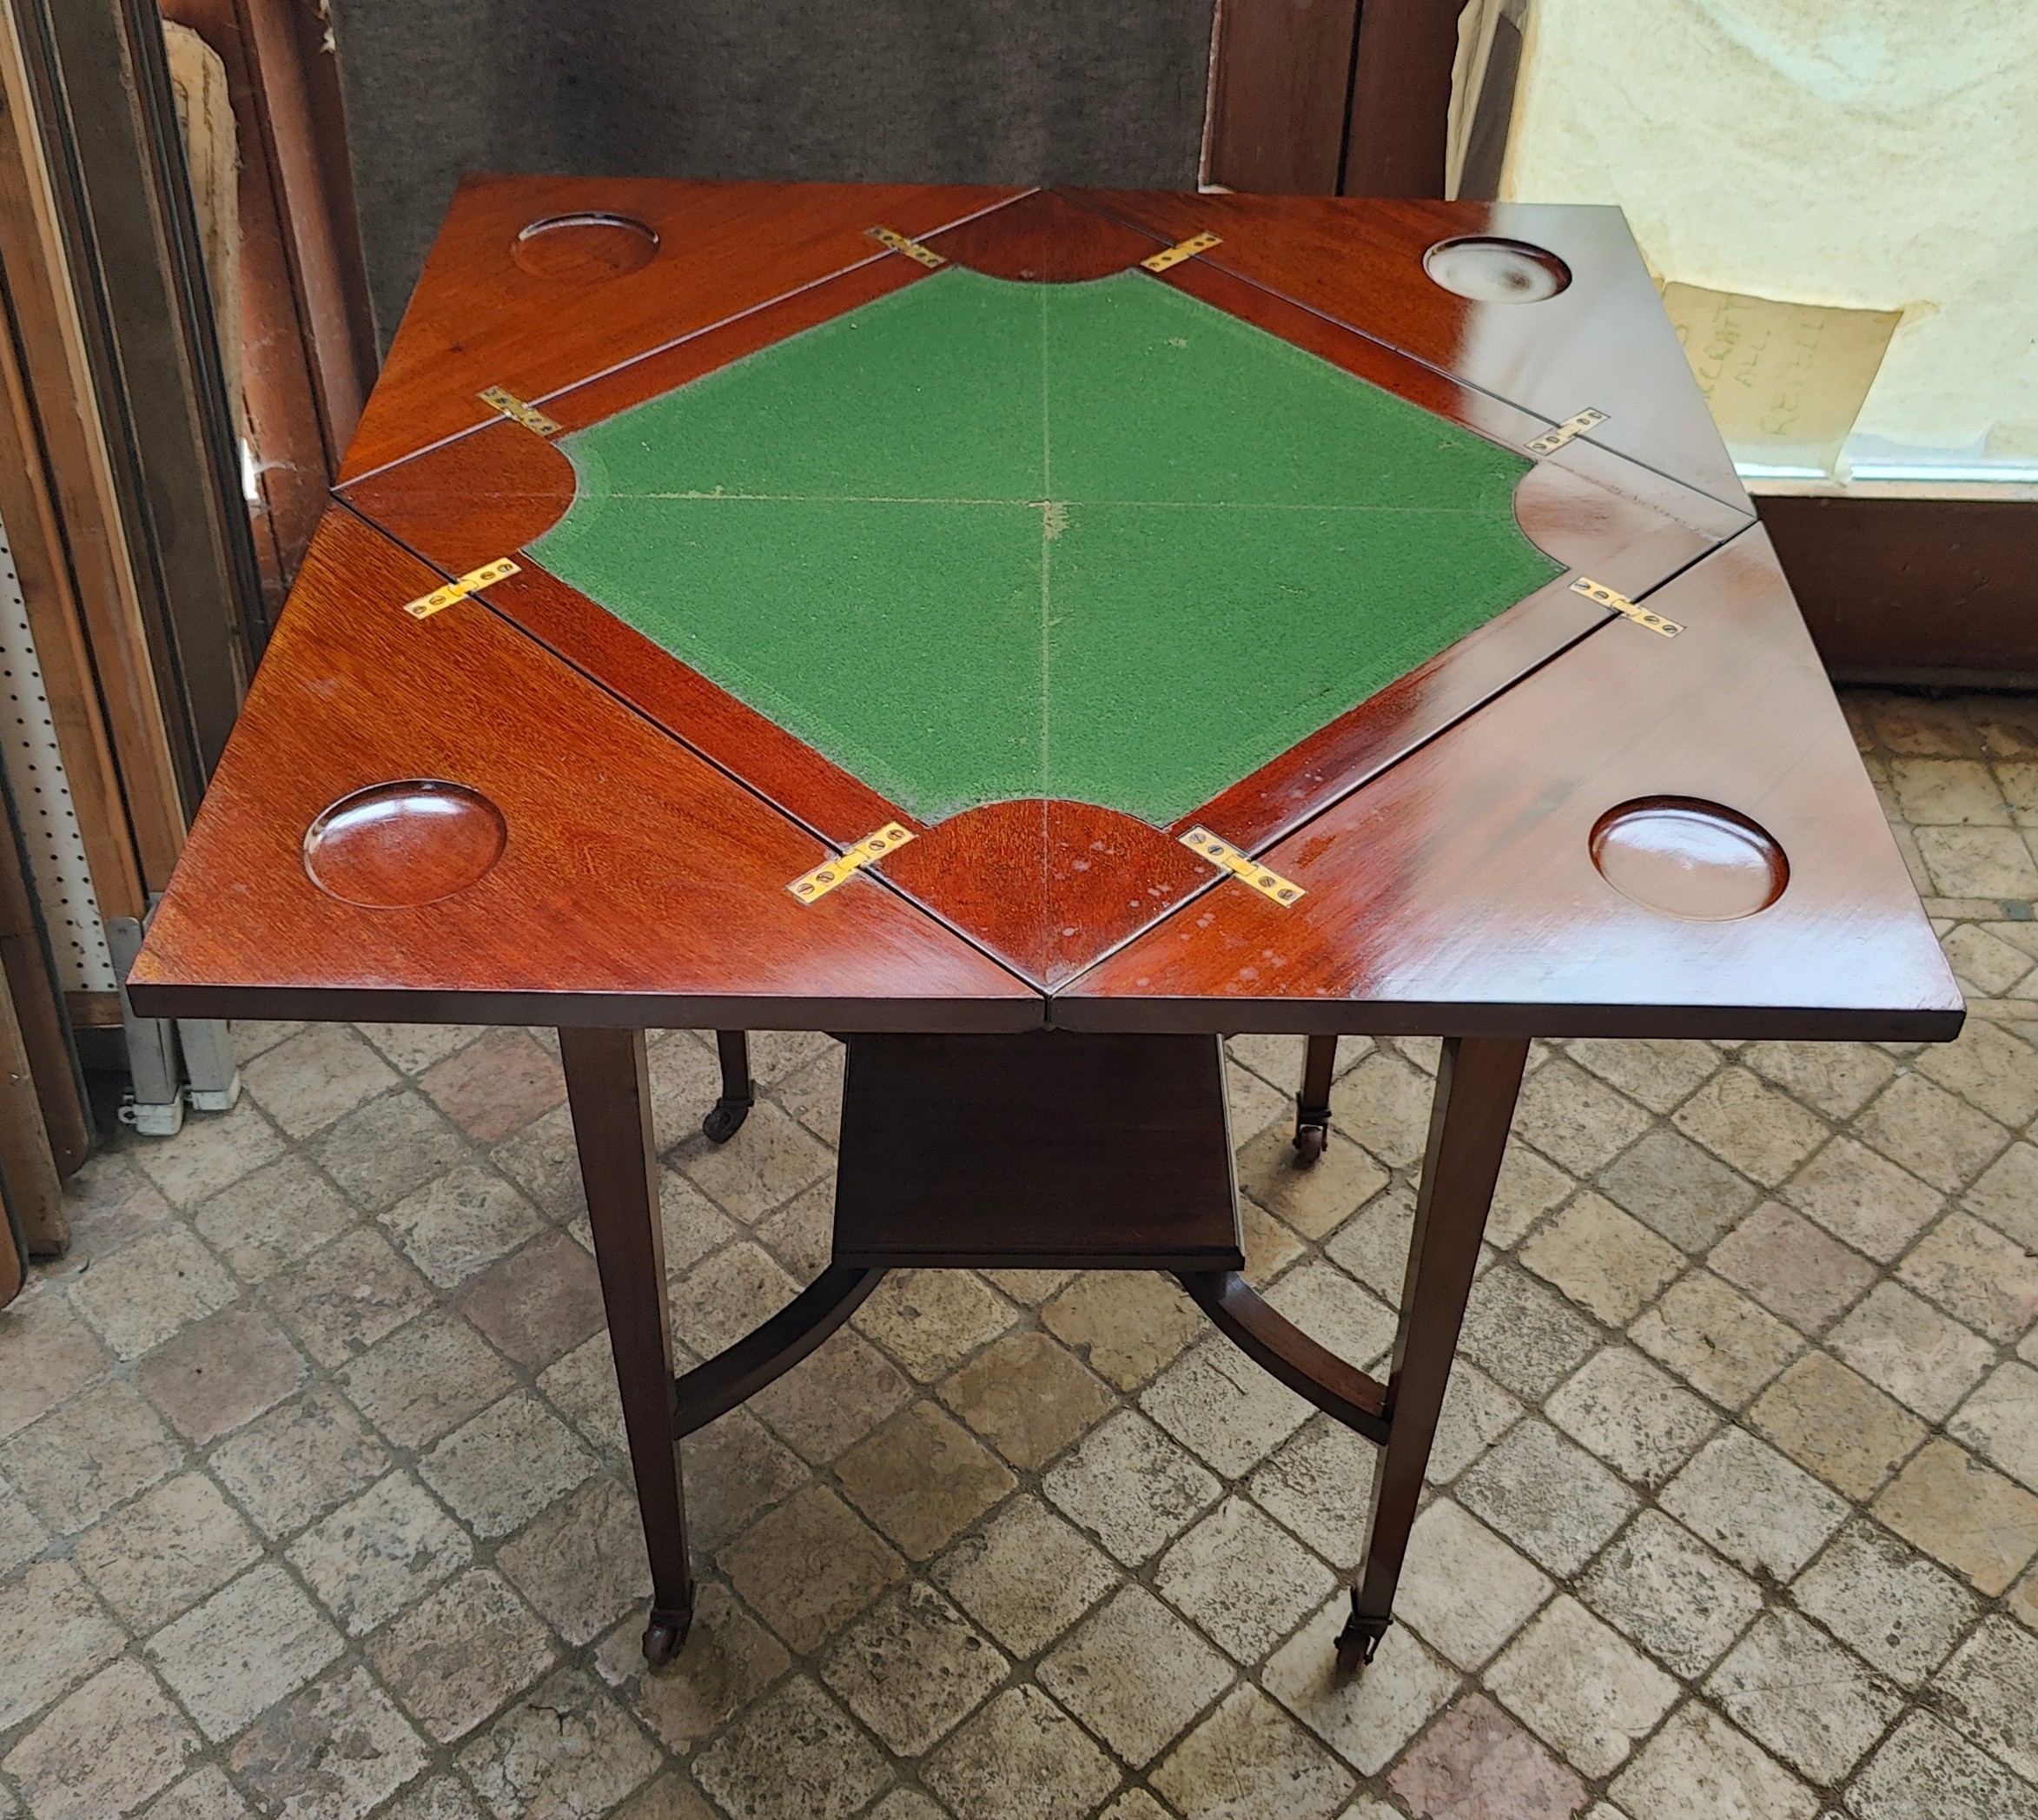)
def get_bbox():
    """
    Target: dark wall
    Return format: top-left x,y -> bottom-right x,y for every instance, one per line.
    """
326,0 -> 1219,342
